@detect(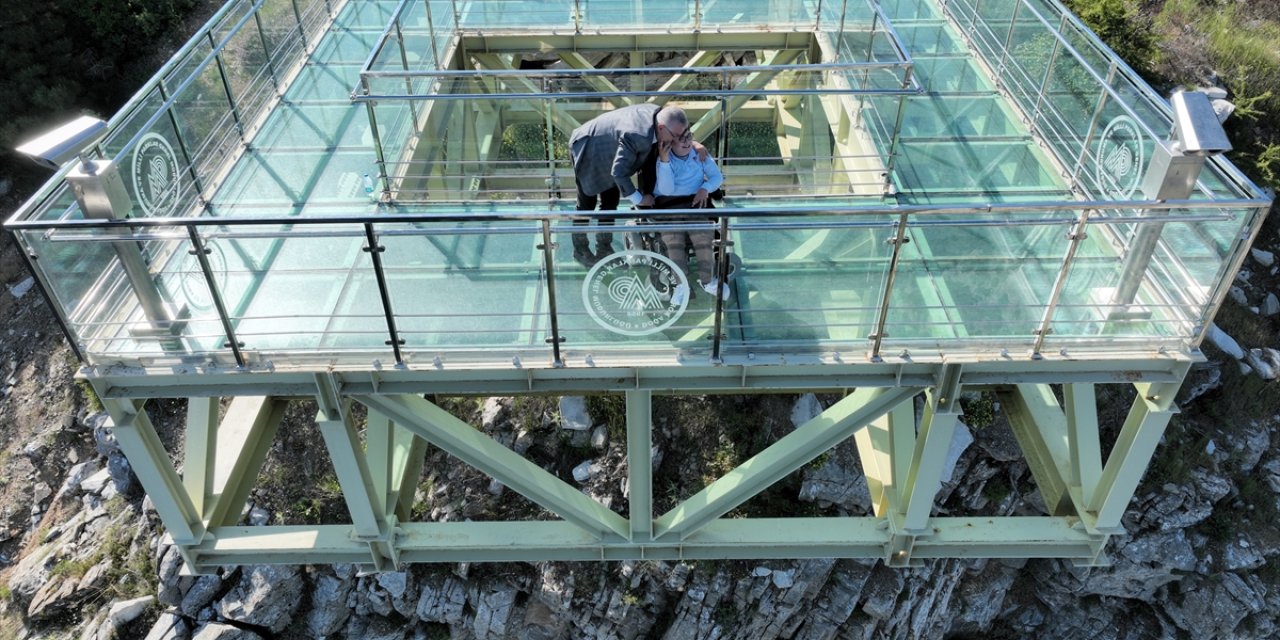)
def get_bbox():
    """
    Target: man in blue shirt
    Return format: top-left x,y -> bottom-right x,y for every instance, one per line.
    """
652,127 -> 727,305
